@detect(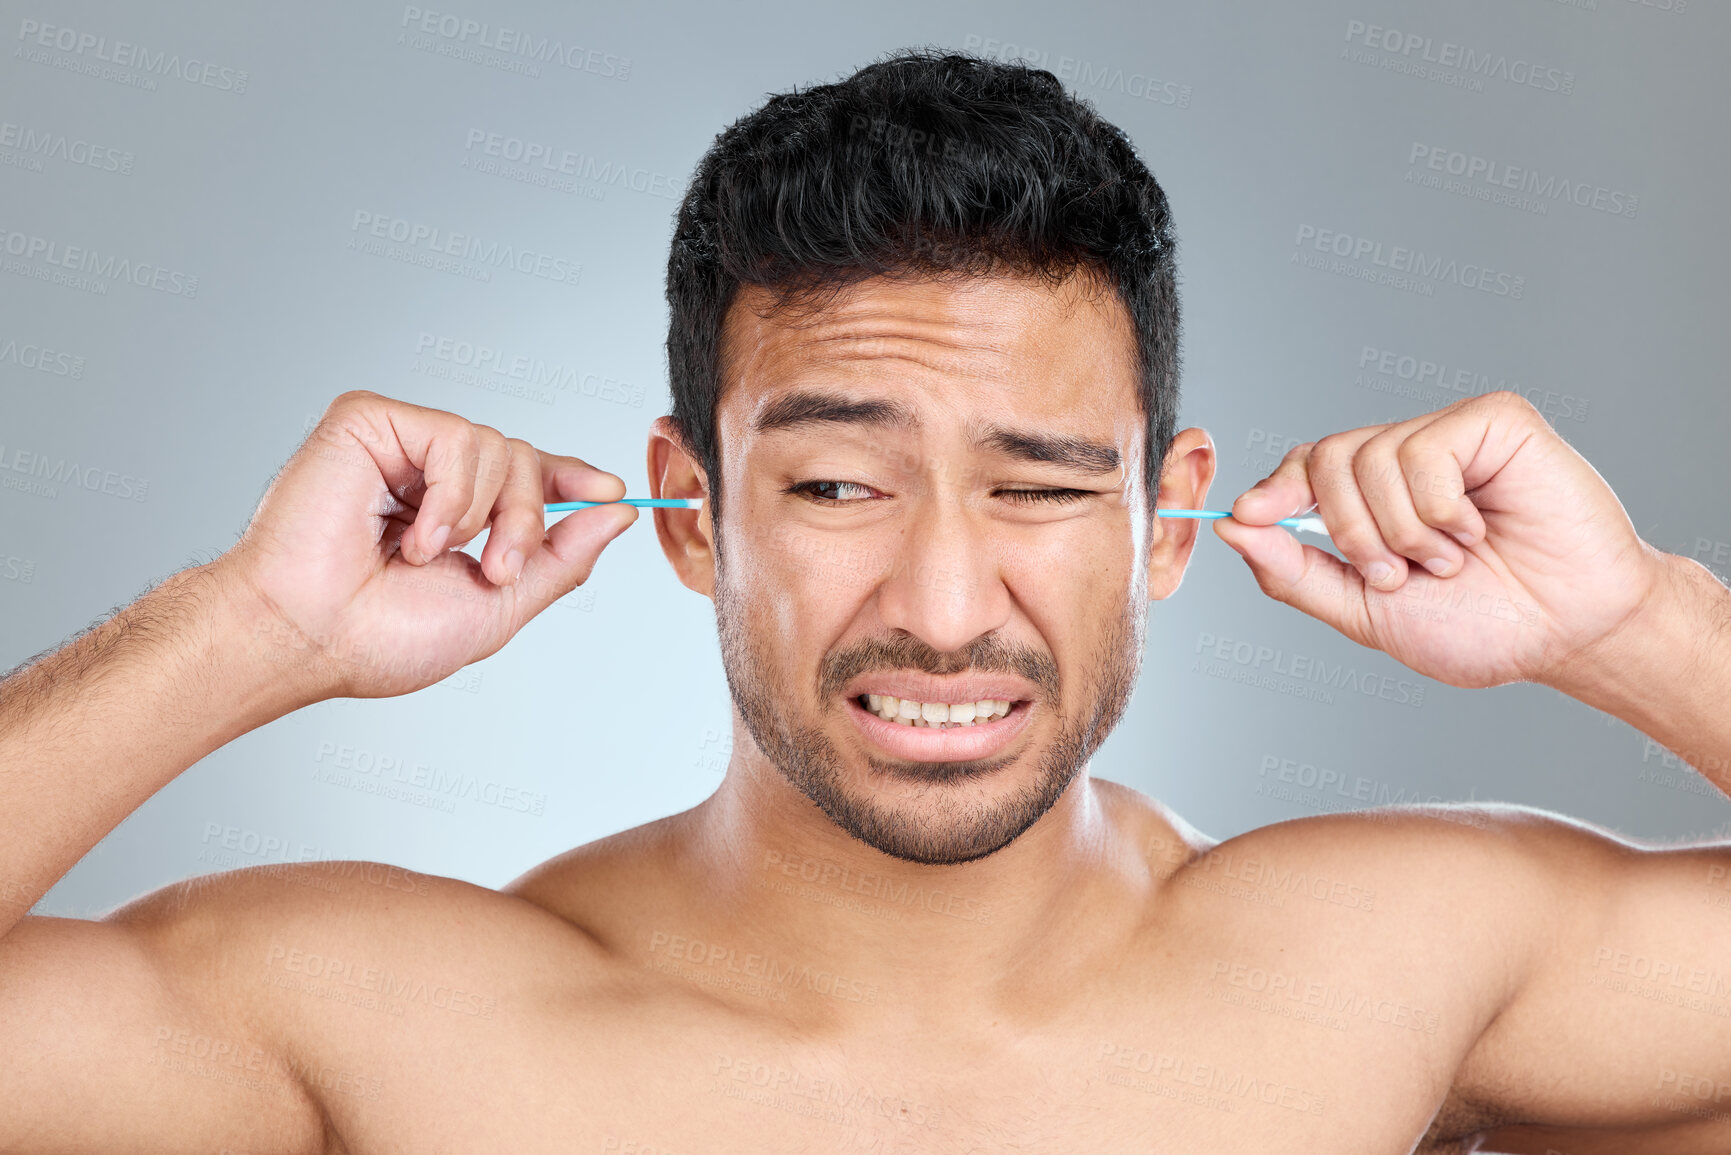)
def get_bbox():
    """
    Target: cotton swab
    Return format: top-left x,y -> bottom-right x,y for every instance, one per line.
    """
544,498 -> 703,512
542,500 -> 1327,535
1158,508 -> 1330,536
